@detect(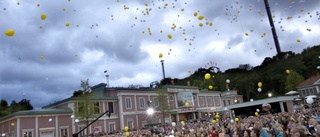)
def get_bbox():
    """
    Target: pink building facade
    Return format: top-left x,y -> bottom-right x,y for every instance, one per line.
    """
2,83 -> 296,137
